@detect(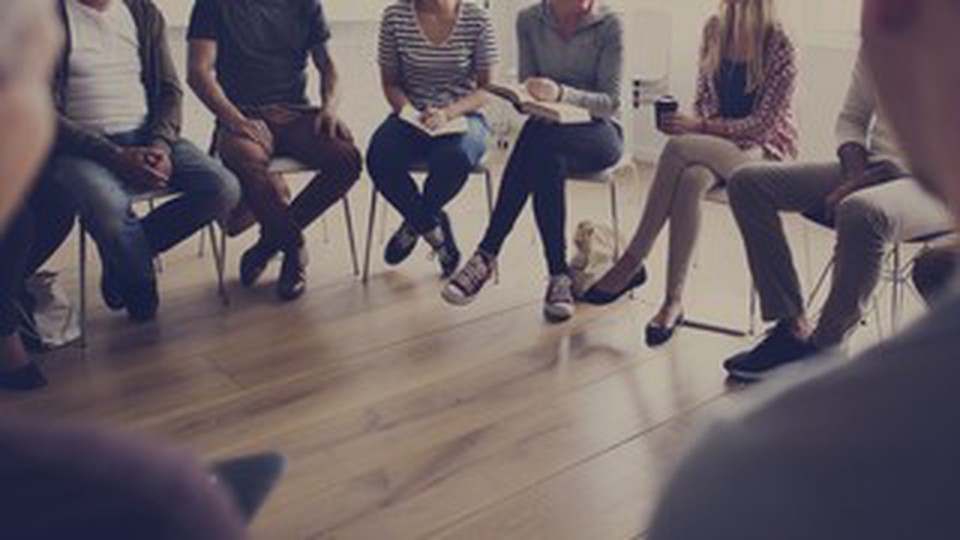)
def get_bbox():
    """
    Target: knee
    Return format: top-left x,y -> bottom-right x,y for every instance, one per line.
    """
677,165 -> 715,193
835,194 -> 890,239
219,135 -> 271,174
87,206 -> 138,242
727,164 -> 766,204
327,143 -> 363,186
366,118 -> 405,178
